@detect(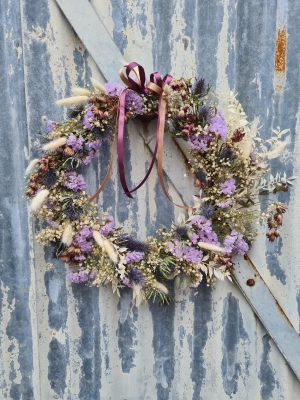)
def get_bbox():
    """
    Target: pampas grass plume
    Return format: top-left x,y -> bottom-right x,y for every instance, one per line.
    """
154,281 -> 169,294
42,137 -> 67,151
103,240 -> 118,263
56,96 -> 89,106
72,87 -> 90,96
240,139 -> 252,161
62,224 -> 73,247
30,189 -> 49,212
90,78 -> 106,94
93,231 -> 104,248
25,159 -> 39,176
198,242 -> 224,252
